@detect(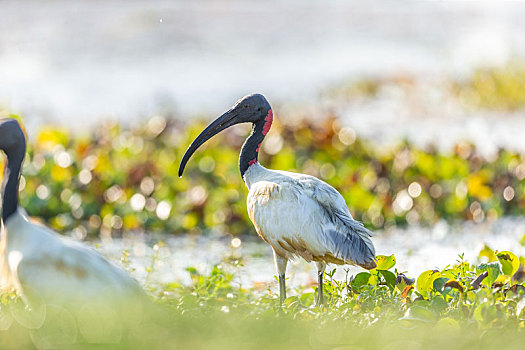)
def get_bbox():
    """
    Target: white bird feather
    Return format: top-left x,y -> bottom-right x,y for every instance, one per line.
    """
245,163 -> 376,269
177,94 -> 376,304
1,209 -> 147,308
